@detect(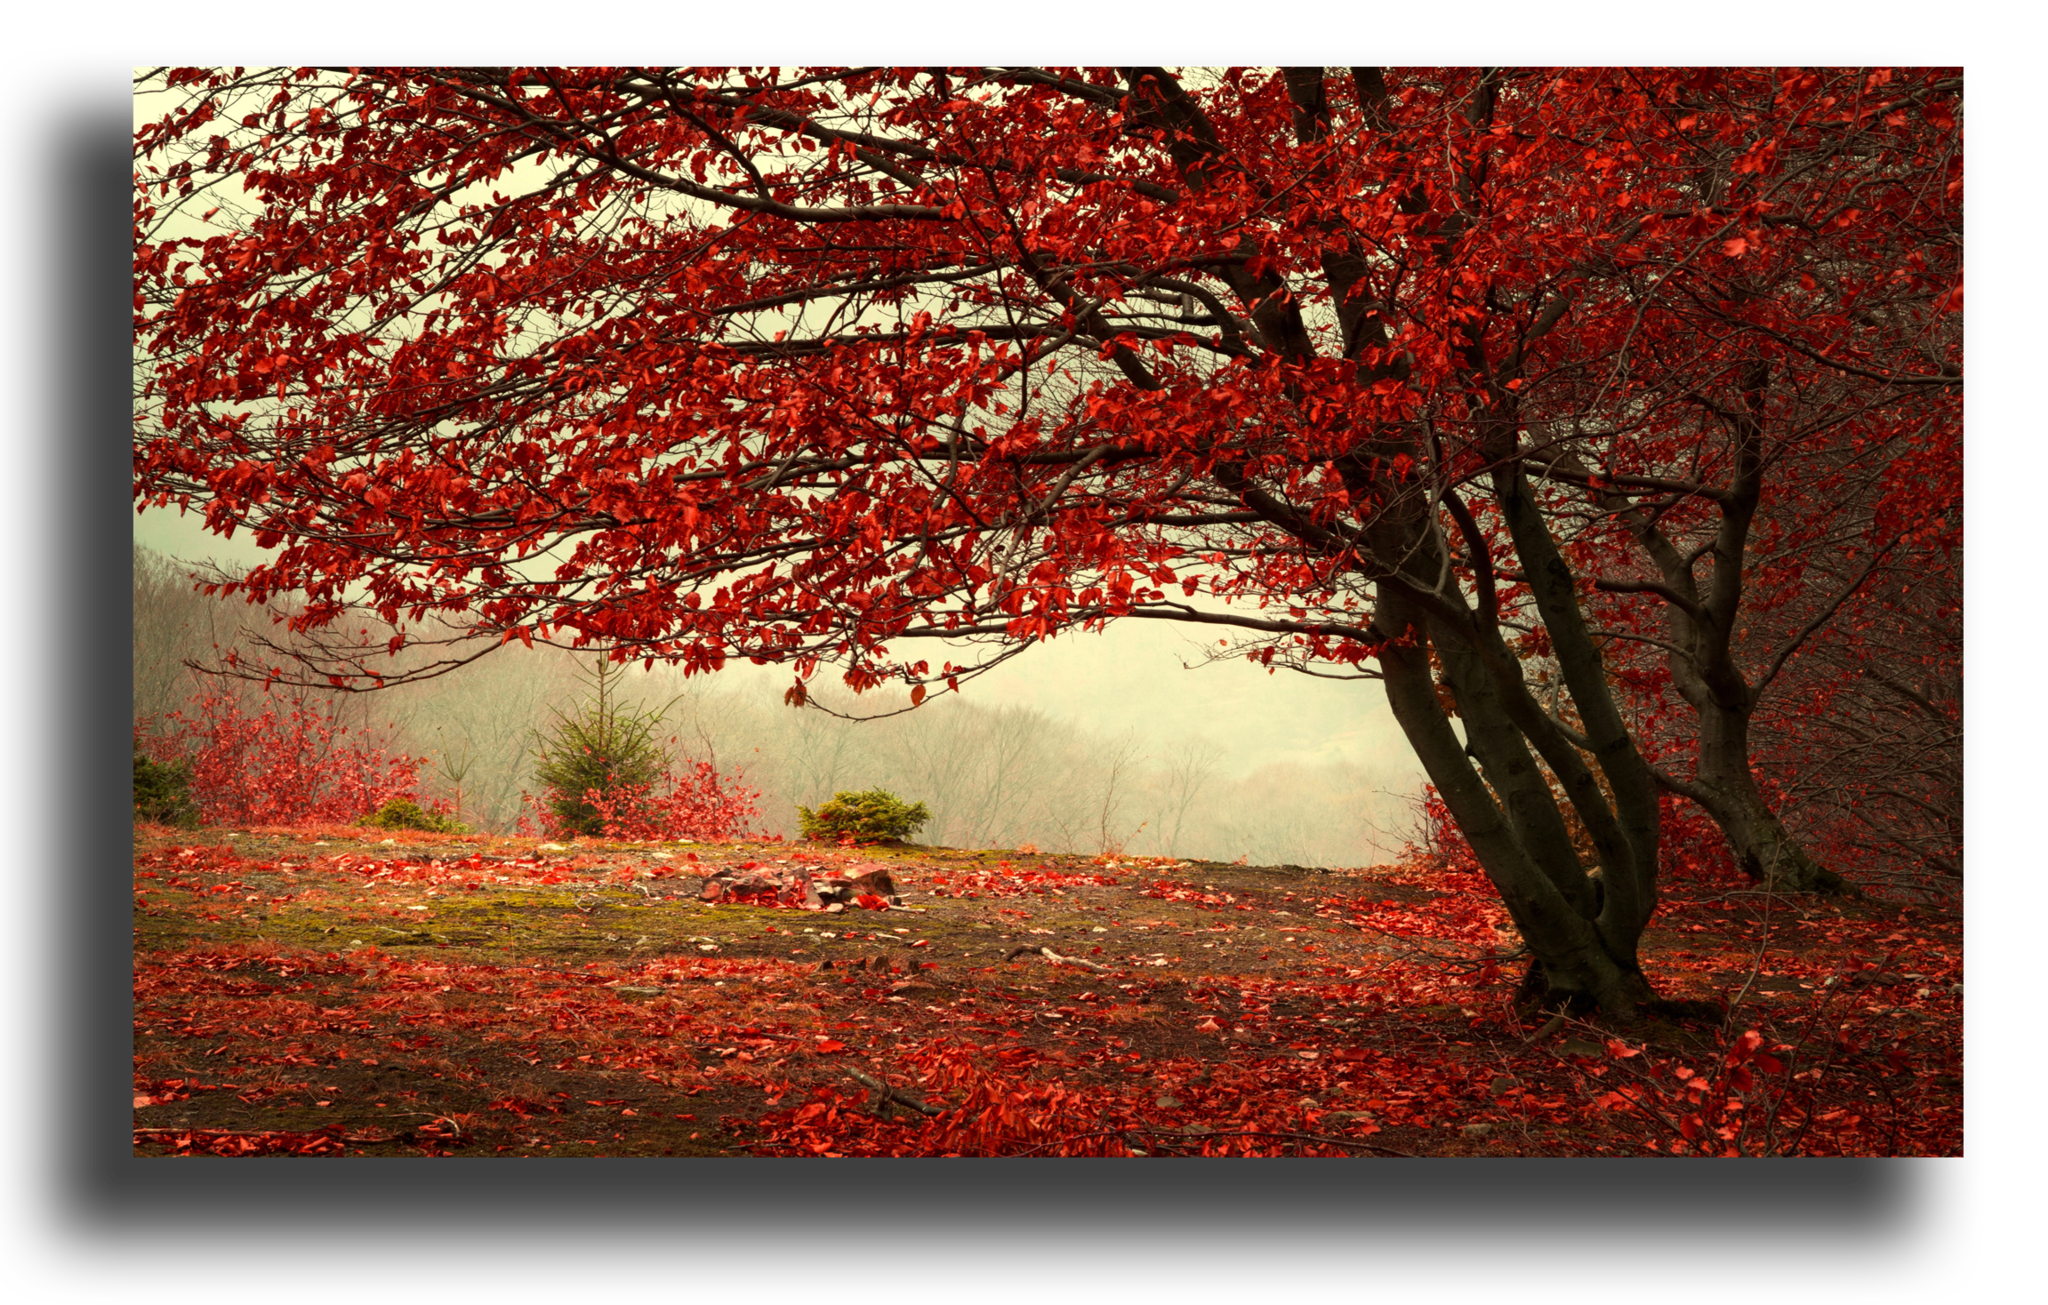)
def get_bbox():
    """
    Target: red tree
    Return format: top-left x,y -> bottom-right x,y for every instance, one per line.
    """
134,67 -> 1960,1018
